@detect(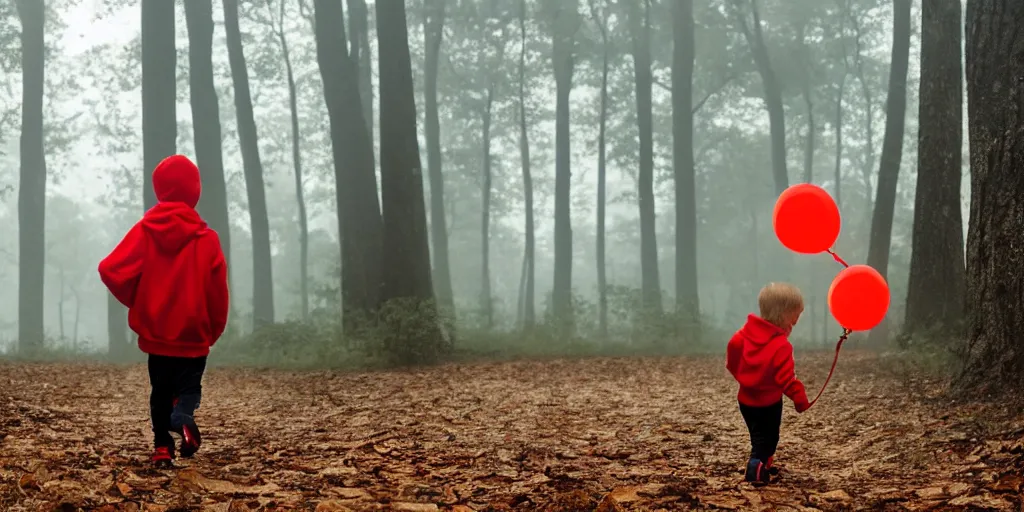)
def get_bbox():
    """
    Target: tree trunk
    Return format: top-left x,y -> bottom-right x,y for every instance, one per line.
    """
960,0 -> 1024,394
550,1 -> 578,335
311,0 -> 383,319
517,0 -> 536,331
127,0 -> 176,354
480,87 -> 494,329
802,84 -> 815,184
849,8 -> 876,216
16,0 -> 46,353
347,0 -> 374,168
375,0 -> 446,358
732,0 -> 788,195
904,0 -> 965,339
589,0 -> 609,339
865,0 -> 911,346
184,0 -> 231,273
630,0 -> 662,315
672,0 -> 699,332
275,1 -> 309,320
224,0 -> 274,328
833,73 -> 845,211
423,0 -> 454,312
